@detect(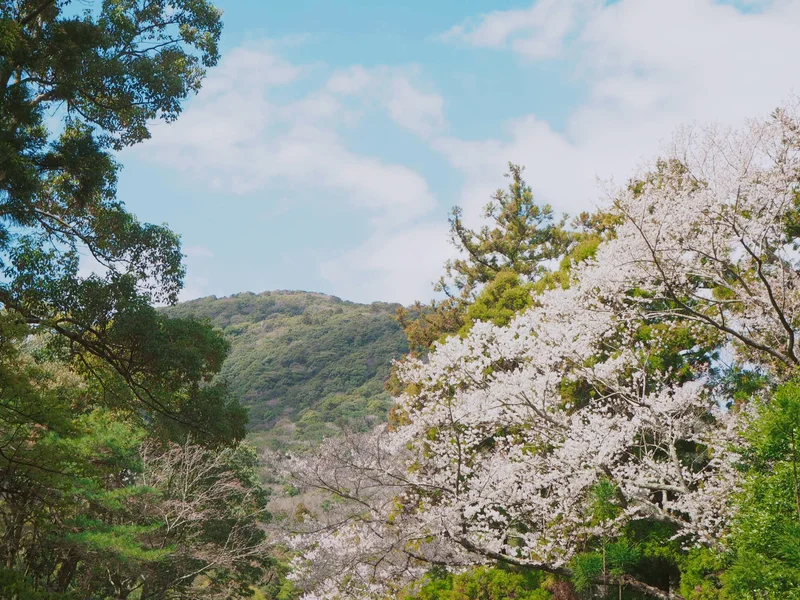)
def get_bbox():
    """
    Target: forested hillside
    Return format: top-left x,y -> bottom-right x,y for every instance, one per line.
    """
164,291 -> 409,446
